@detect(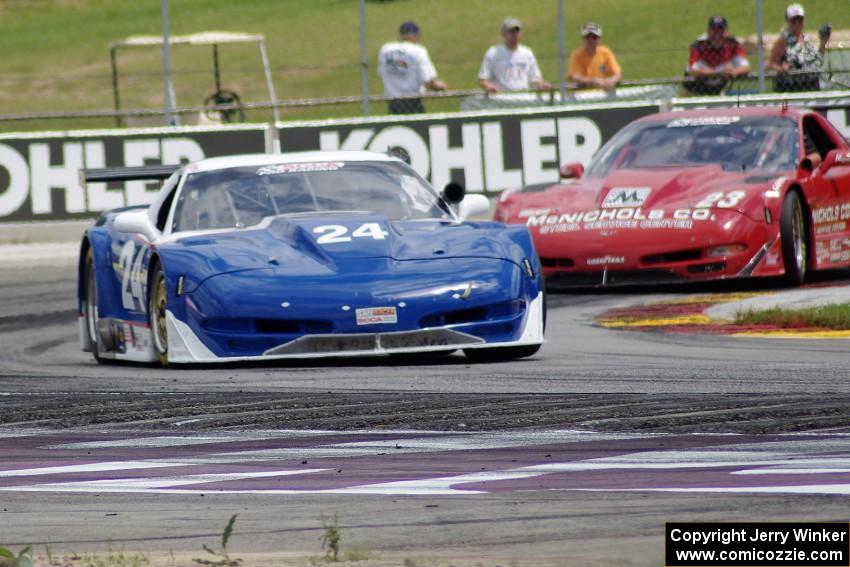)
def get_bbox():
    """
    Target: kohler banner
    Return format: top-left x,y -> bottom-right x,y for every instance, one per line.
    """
277,104 -> 659,193
0,104 -> 657,222
0,125 -> 267,222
